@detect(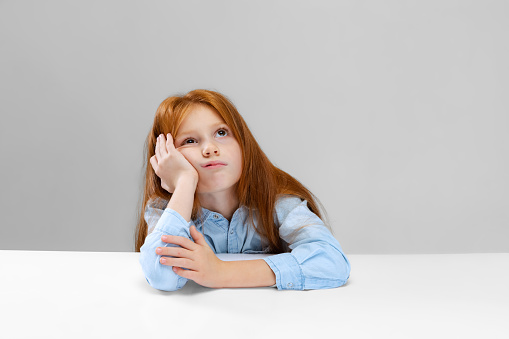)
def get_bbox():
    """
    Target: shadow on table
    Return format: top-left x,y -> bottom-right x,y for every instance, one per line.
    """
173,280 -> 213,295
138,273 -> 352,294
138,278 -> 214,295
